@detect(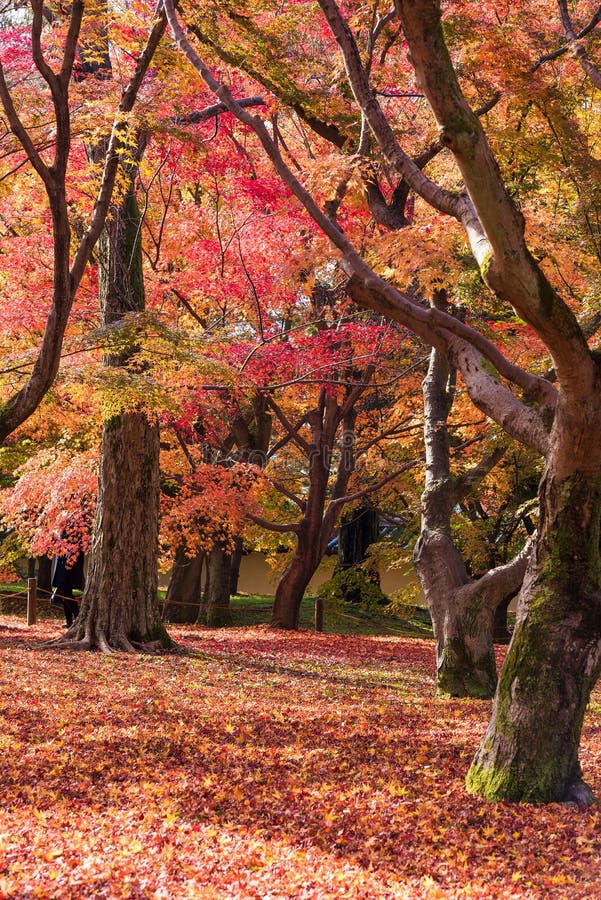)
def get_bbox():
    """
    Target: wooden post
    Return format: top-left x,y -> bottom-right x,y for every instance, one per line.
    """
27,577 -> 37,626
315,595 -> 324,632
